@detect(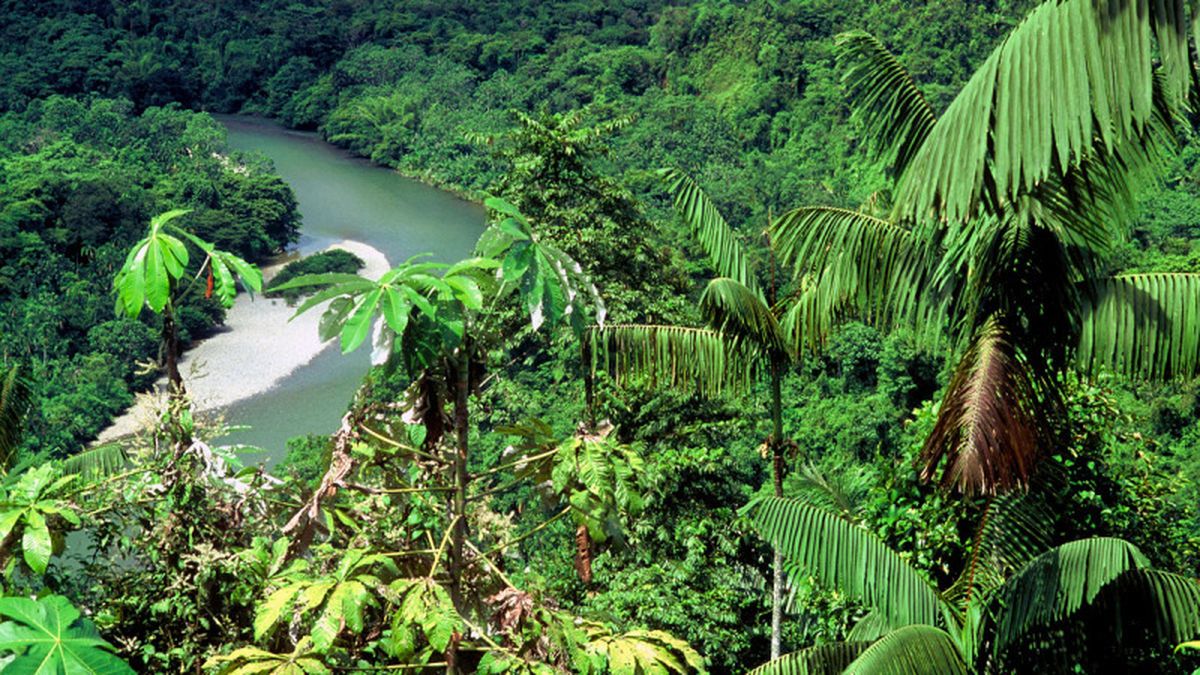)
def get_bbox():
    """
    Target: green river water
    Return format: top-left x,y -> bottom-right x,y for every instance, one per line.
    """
213,116 -> 483,464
